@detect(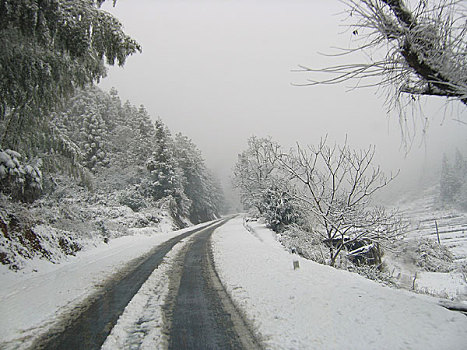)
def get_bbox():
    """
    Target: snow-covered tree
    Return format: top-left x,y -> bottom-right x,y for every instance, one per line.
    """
80,107 -> 109,172
174,133 -> 224,223
233,136 -> 299,230
260,185 -> 301,232
0,0 -> 141,150
300,0 -> 466,135
440,149 -> 467,209
55,87 -> 112,173
0,149 -> 42,202
144,119 -> 190,222
277,138 -> 403,267
233,137 -> 282,212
